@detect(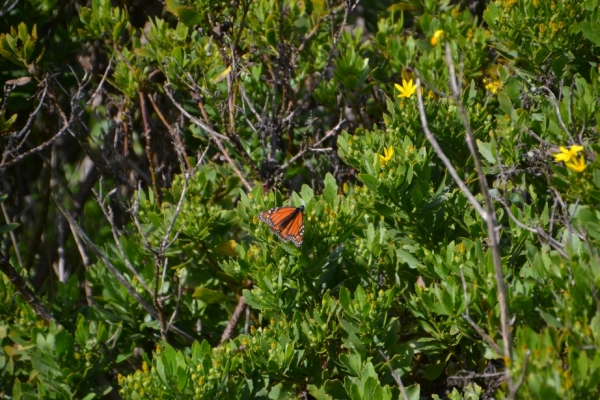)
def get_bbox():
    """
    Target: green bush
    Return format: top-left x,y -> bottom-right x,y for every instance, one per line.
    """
1,0 -> 600,399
